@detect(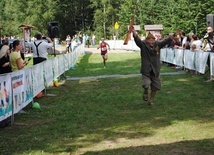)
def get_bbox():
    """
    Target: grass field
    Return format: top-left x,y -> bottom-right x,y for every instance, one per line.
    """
0,51 -> 214,155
